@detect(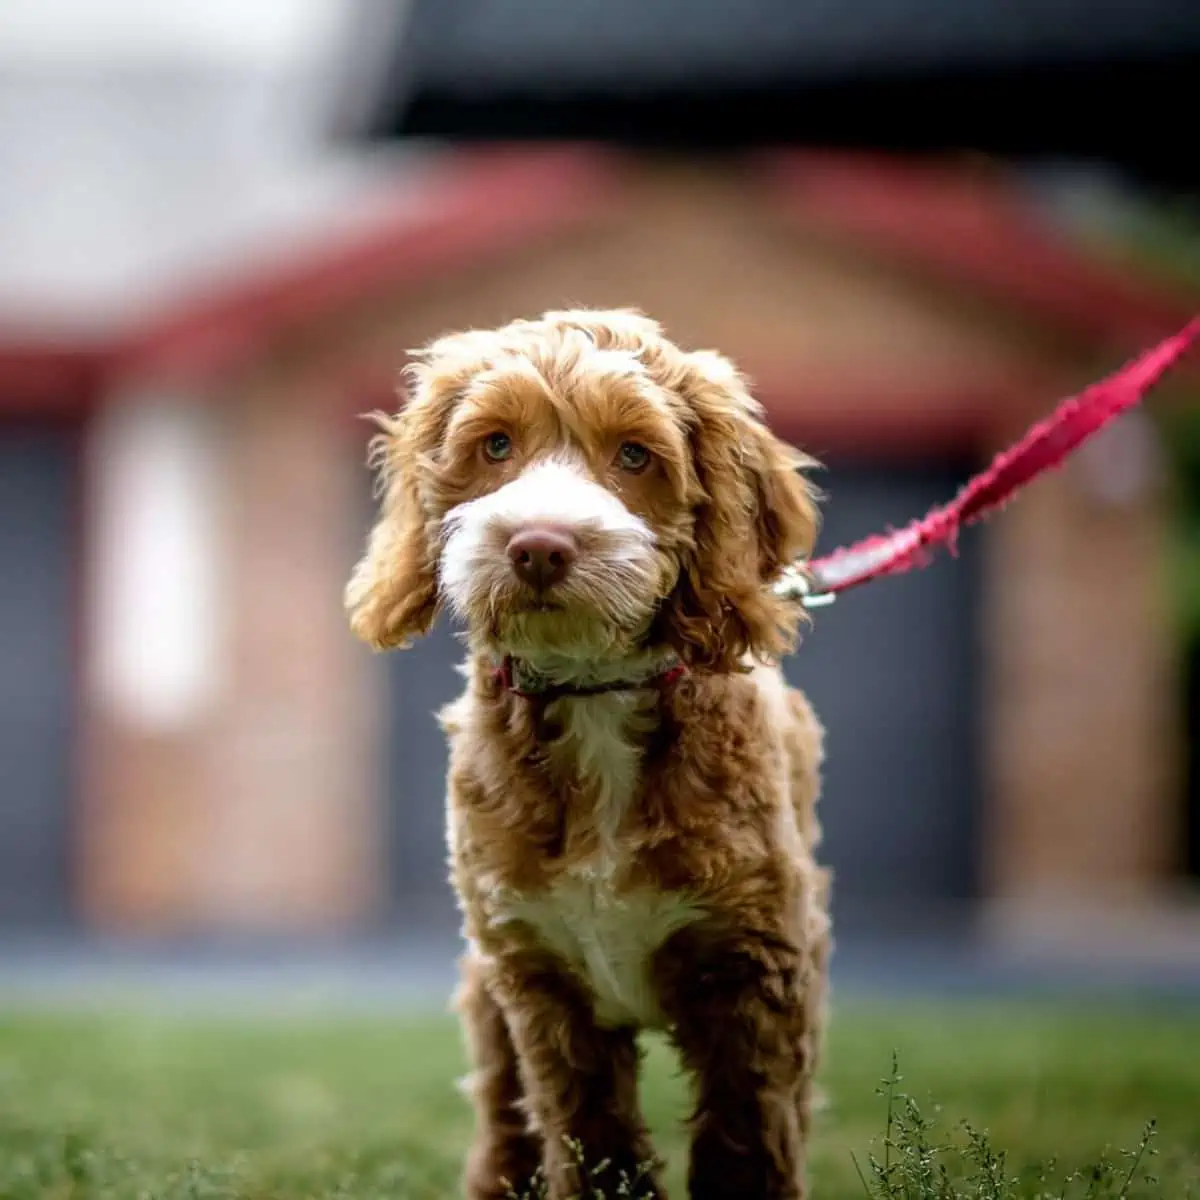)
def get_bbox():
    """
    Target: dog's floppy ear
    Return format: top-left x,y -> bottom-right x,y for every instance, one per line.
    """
659,350 -> 820,672
345,378 -> 442,651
